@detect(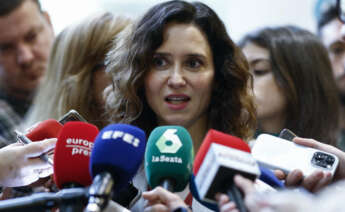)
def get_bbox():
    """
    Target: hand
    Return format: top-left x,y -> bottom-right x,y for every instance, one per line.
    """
293,137 -> 345,181
142,187 -> 191,212
274,169 -> 332,193
216,175 -> 255,212
0,138 -> 56,187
